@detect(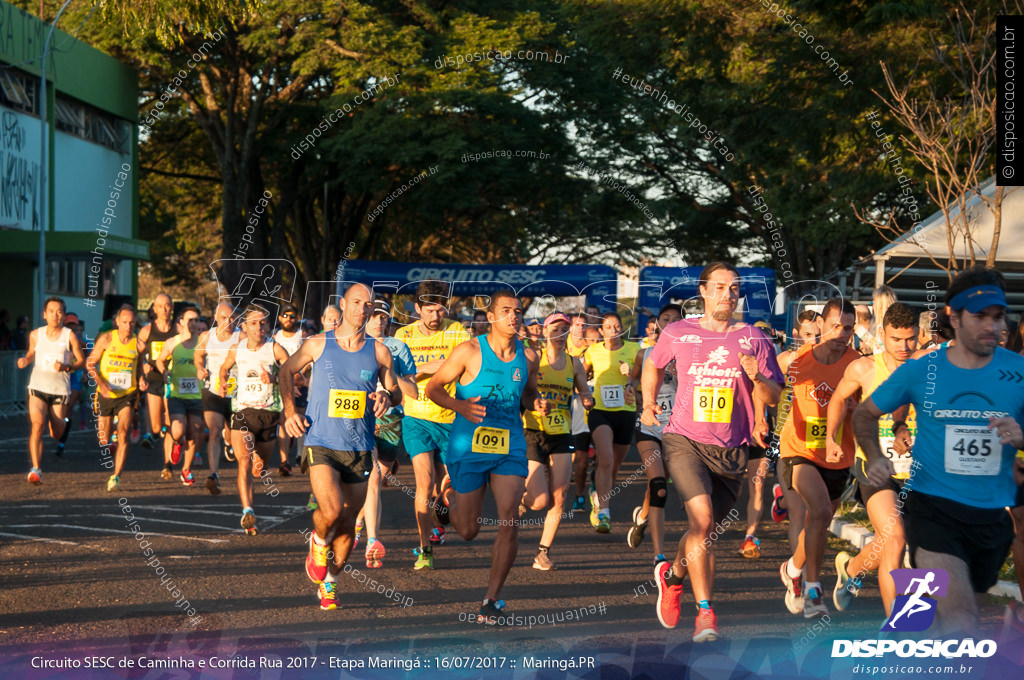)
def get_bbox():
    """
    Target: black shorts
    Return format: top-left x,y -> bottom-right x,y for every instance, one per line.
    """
904,491 -> 1014,594
783,457 -> 849,502
375,436 -> 401,463
230,408 -> 280,442
95,391 -> 135,418
572,432 -> 591,455
167,397 -> 203,417
525,429 -> 574,463
853,456 -> 904,505
202,389 -> 232,419
28,389 -> 66,408
635,429 -> 662,446
662,432 -> 745,524
305,445 -> 373,484
588,409 -> 635,445
747,444 -> 767,460
144,370 -> 165,397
